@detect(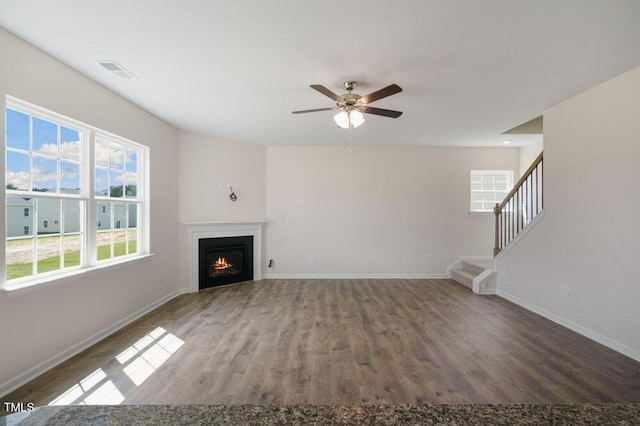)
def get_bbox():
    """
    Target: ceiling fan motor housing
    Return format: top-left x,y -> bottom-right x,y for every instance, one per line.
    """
339,81 -> 361,108
340,93 -> 362,108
